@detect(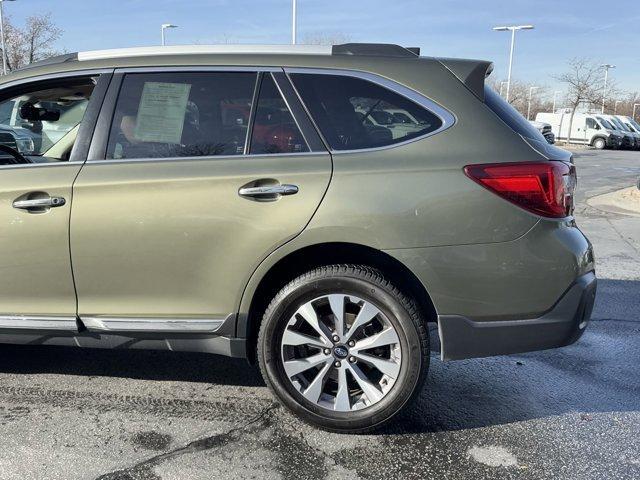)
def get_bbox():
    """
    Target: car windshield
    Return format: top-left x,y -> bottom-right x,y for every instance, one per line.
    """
613,119 -> 631,132
596,117 -> 614,130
